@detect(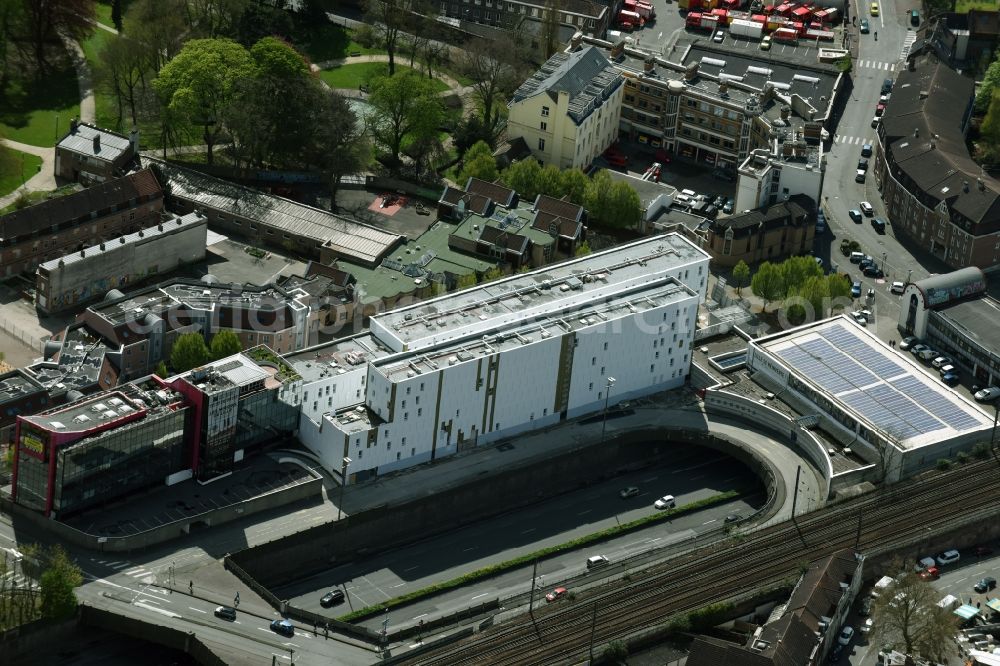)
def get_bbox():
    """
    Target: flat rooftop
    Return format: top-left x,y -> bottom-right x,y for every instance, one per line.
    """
283,334 -> 392,383
23,390 -> 140,435
175,353 -> 269,391
371,233 -> 709,352
935,296 -> 1000,356
375,280 -> 694,381
0,370 -> 45,403
756,317 -> 993,450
